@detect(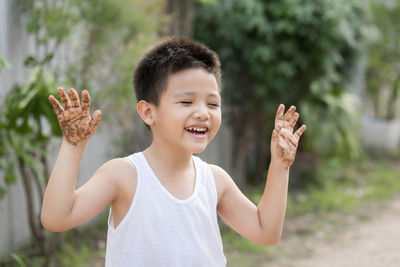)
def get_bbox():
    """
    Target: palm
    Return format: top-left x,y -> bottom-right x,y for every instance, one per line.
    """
49,88 -> 101,145
270,104 -> 306,167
